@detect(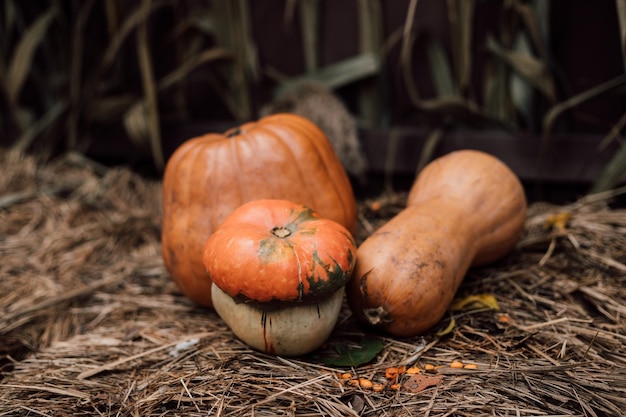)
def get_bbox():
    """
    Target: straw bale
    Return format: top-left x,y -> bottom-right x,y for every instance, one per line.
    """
1,149 -> 625,416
